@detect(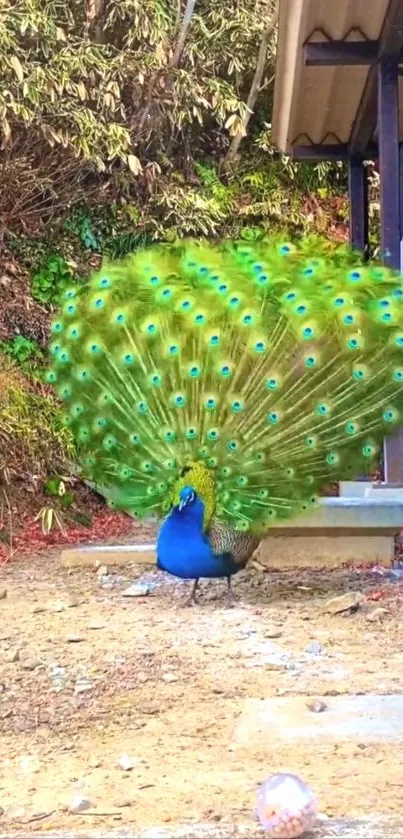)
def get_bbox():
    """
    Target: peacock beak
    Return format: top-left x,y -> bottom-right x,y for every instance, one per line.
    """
178,499 -> 185,511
